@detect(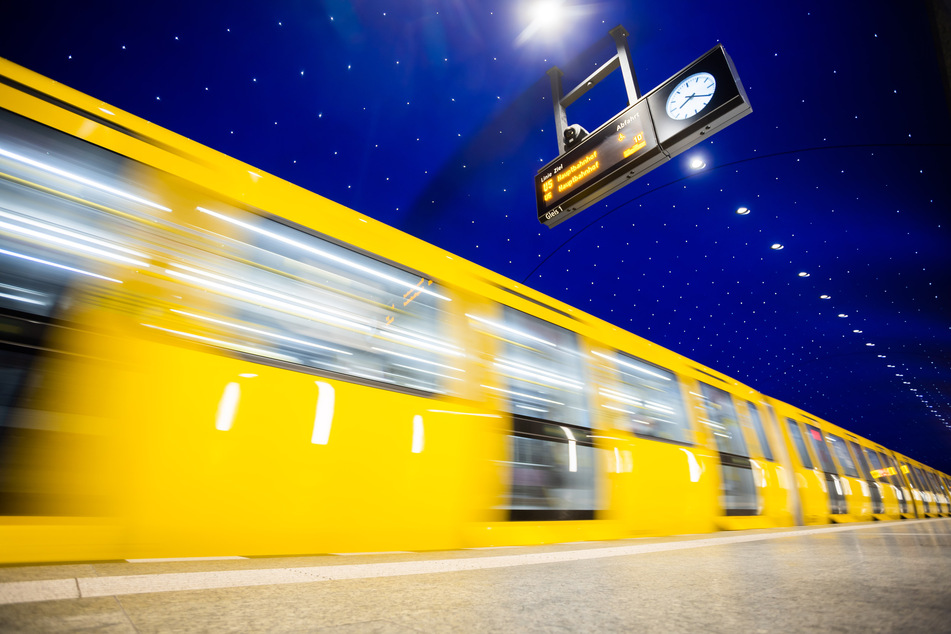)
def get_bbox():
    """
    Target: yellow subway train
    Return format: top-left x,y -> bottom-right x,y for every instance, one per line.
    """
0,57 -> 948,564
